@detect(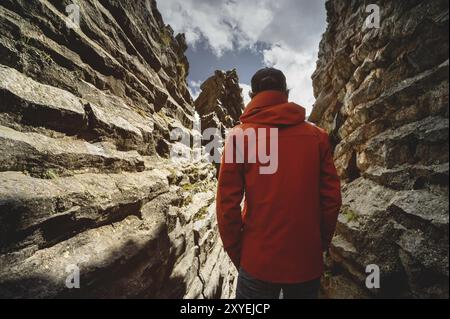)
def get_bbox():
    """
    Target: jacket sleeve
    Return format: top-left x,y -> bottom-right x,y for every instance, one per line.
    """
216,132 -> 245,269
319,132 -> 342,251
